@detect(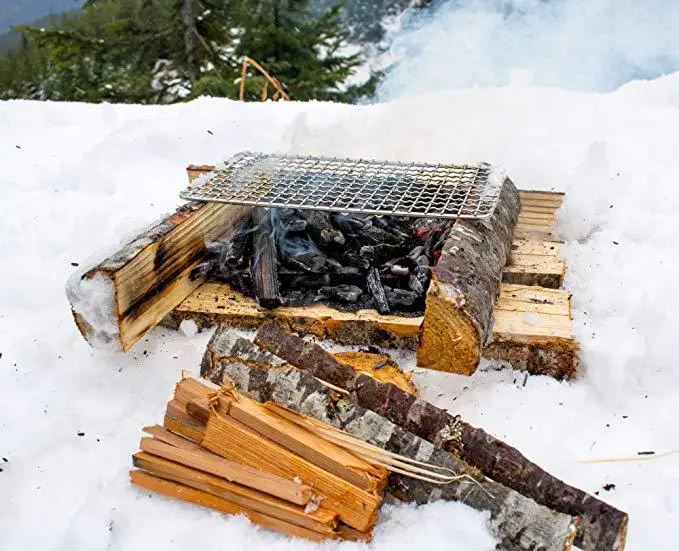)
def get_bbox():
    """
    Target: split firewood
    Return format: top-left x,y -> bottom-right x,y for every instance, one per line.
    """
198,409 -> 381,532
254,321 -> 628,551
333,351 -> 418,395
418,178 -> 522,375
250,208 -> 281,309
132,451 -> 337,531
207,362 -> 579,551
143,377 -> 378,541
130,470 -> 338,542
138,436 -> 316,506
216,390 -> 389,493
